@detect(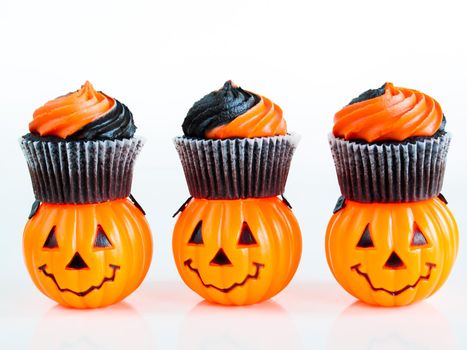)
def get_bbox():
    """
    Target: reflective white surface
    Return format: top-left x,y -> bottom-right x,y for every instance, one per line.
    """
1,0 -> 467,348
1,279 -> 465,349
